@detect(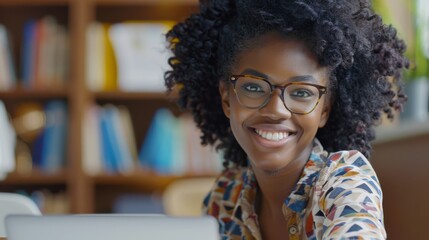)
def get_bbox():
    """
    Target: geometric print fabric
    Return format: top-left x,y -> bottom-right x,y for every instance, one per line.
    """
203,138 -> 386,239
